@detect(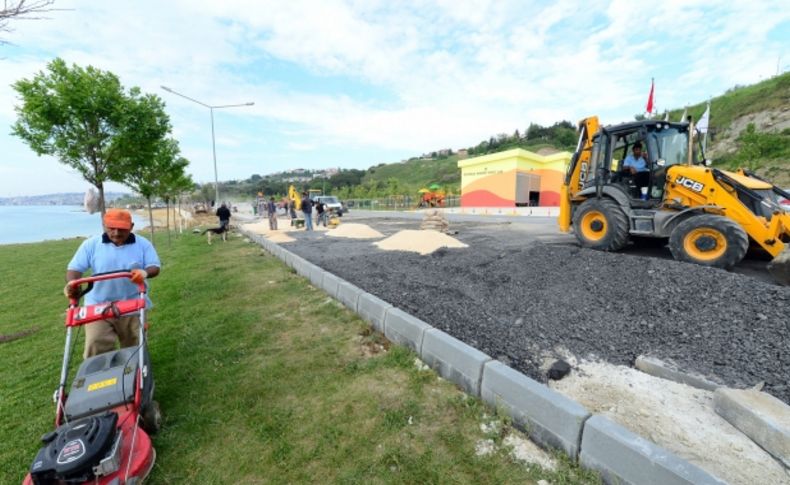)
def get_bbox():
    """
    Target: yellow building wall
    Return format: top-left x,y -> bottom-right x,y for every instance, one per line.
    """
458,149 -> 571,207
